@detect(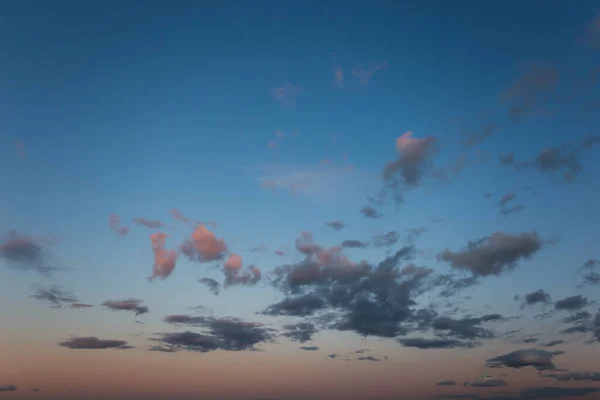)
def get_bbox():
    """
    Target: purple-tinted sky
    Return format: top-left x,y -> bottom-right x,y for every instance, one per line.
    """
1,1 -> 600,399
